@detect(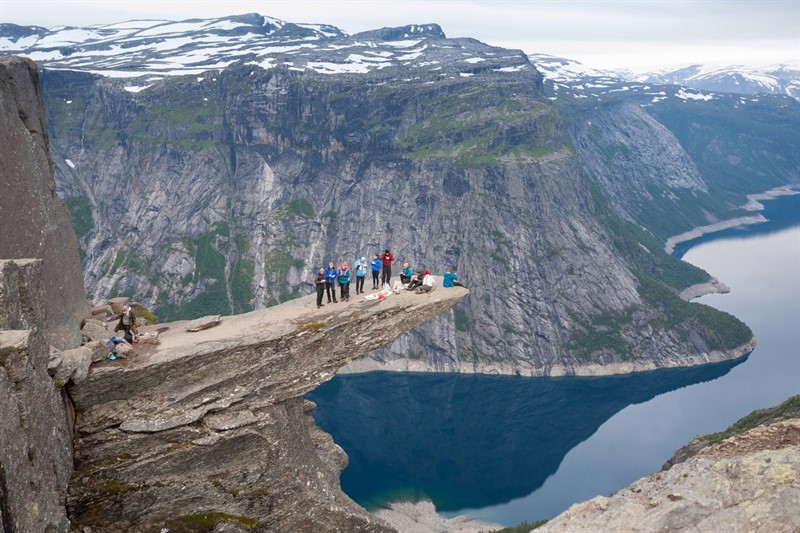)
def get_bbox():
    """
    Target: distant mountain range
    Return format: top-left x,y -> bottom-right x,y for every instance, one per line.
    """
529,53 -> 800,101
0,13 -> 531,84
1,14 -> 794,100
